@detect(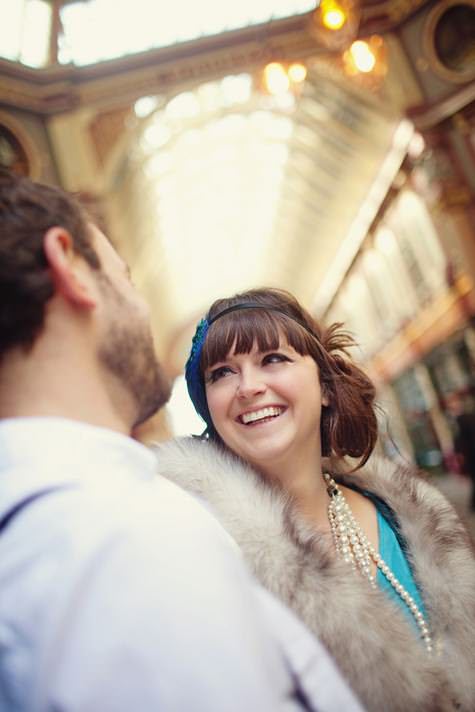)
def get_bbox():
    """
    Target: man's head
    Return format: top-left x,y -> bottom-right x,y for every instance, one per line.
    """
0,167 -> 99,355
0,169 -> 170,428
